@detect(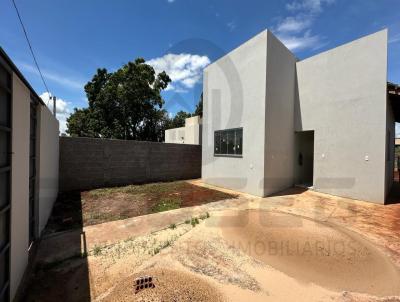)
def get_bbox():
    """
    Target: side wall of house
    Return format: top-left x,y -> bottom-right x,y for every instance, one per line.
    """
202,31 -> 267,196
263,31 -> 297,195
184,117 -> 202,145
38,105 -> 59,234
165,127 -> 185,144
10,74 -> 30,299
295,30 -> 388,203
